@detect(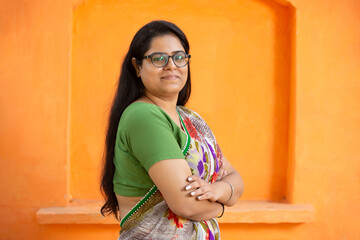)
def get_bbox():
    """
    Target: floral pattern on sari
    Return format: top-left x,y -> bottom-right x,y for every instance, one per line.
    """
163,208 -> 187,229
118,106 -> 223,240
